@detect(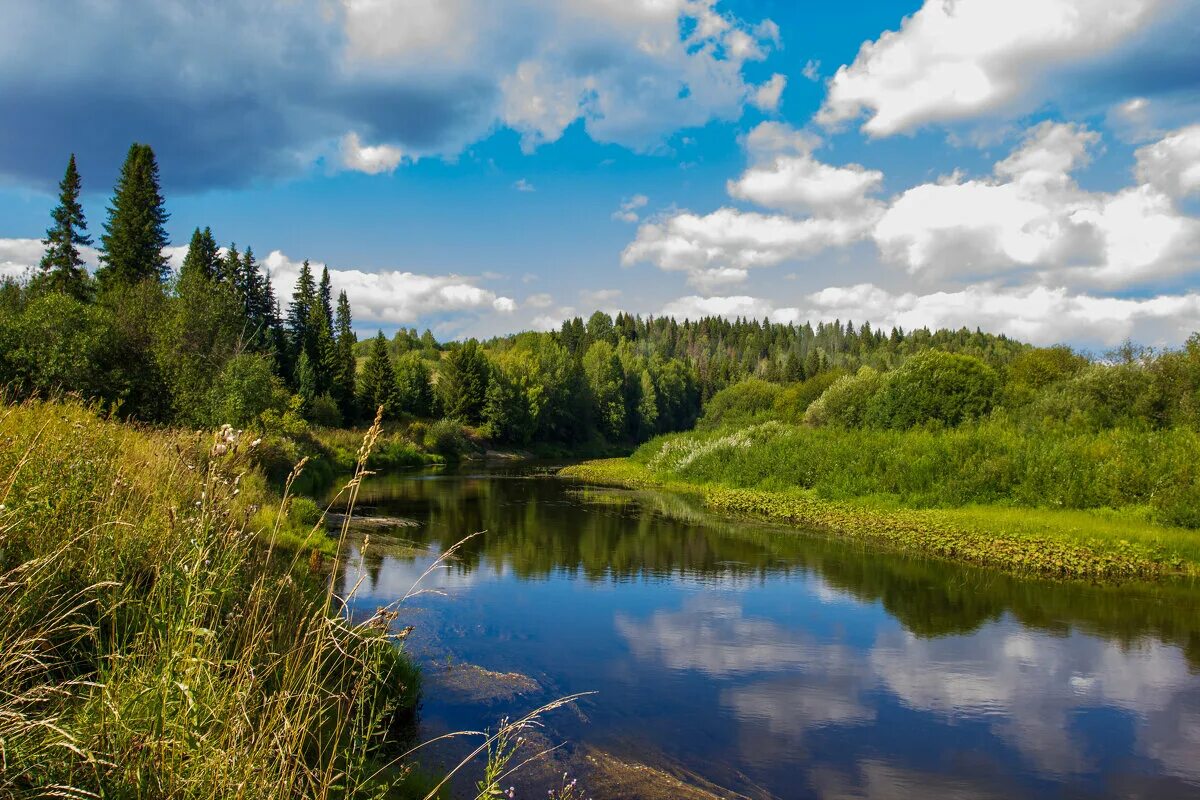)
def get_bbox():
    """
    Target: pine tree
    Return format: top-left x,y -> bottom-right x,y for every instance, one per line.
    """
332,291 -> 358,421
97,143 -> 170,289
38,153 -> 93,300
179,227 -> 219,283
358,332 -> 399,418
